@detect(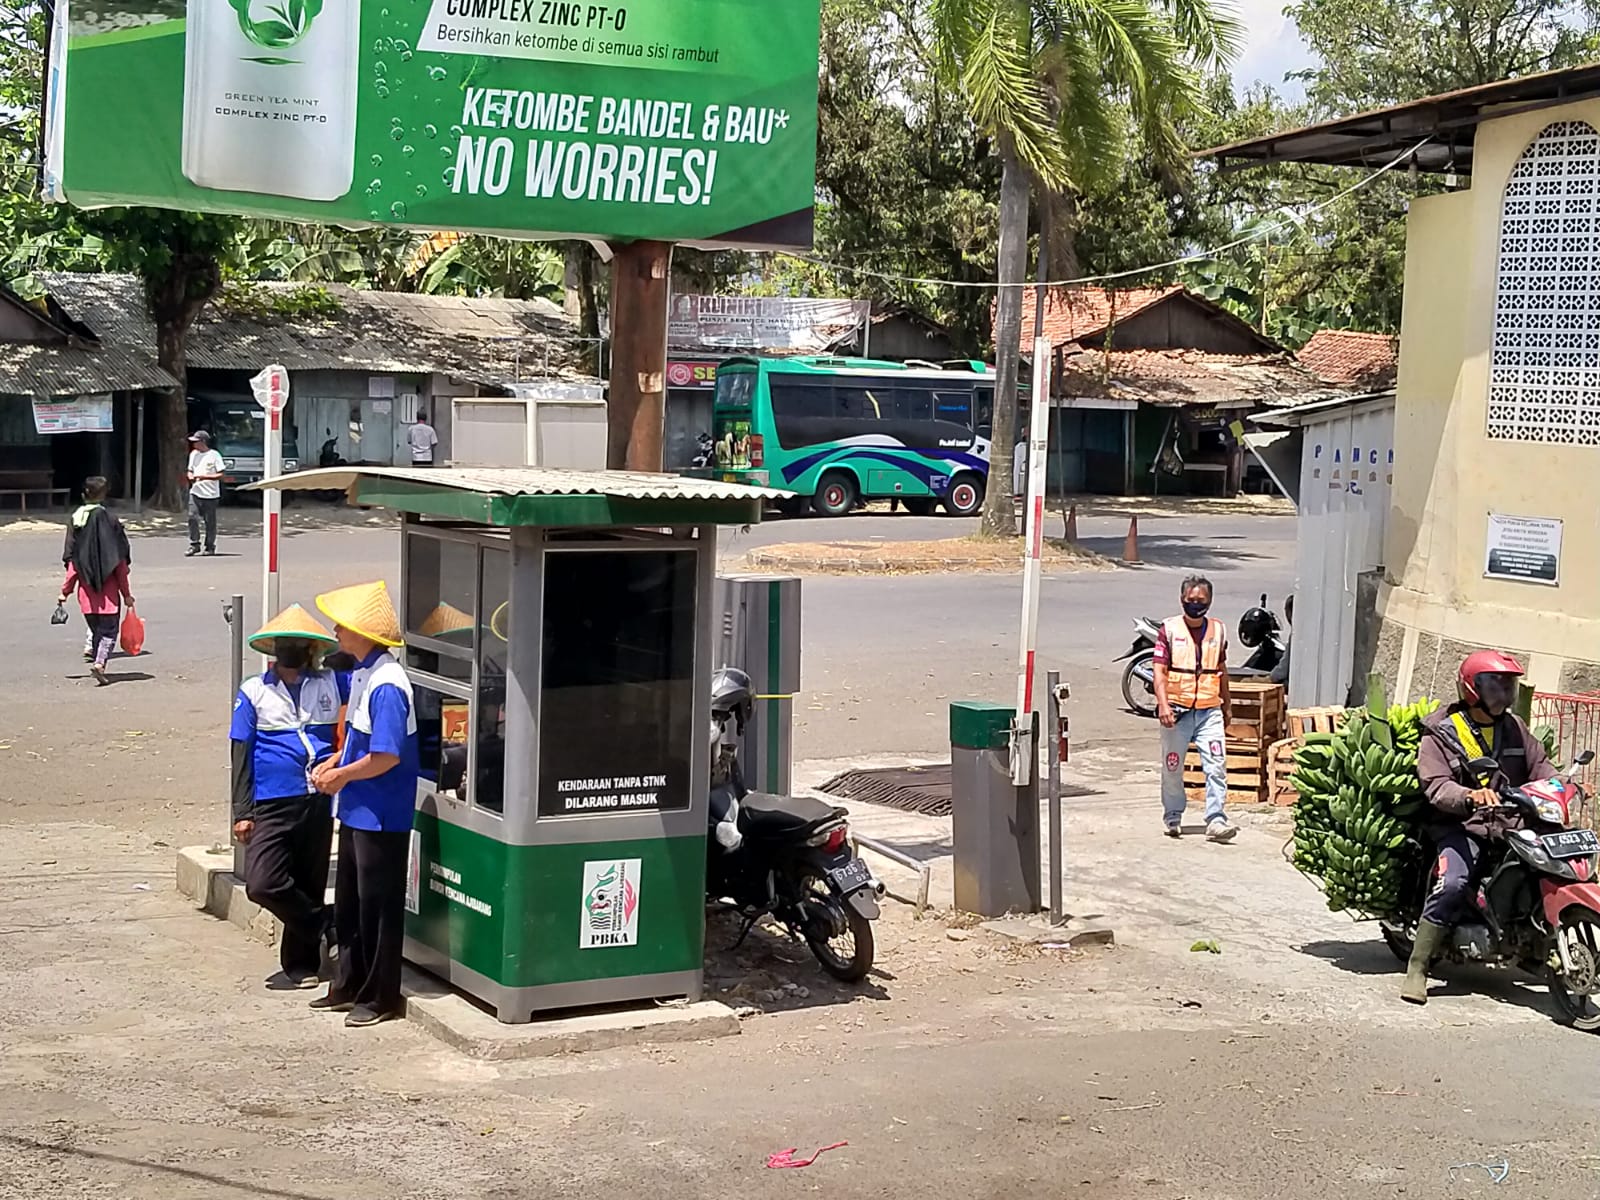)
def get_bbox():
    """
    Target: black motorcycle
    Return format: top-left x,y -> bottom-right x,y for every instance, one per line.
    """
1116,594 -> 1287,717
706,667 -> 880,982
